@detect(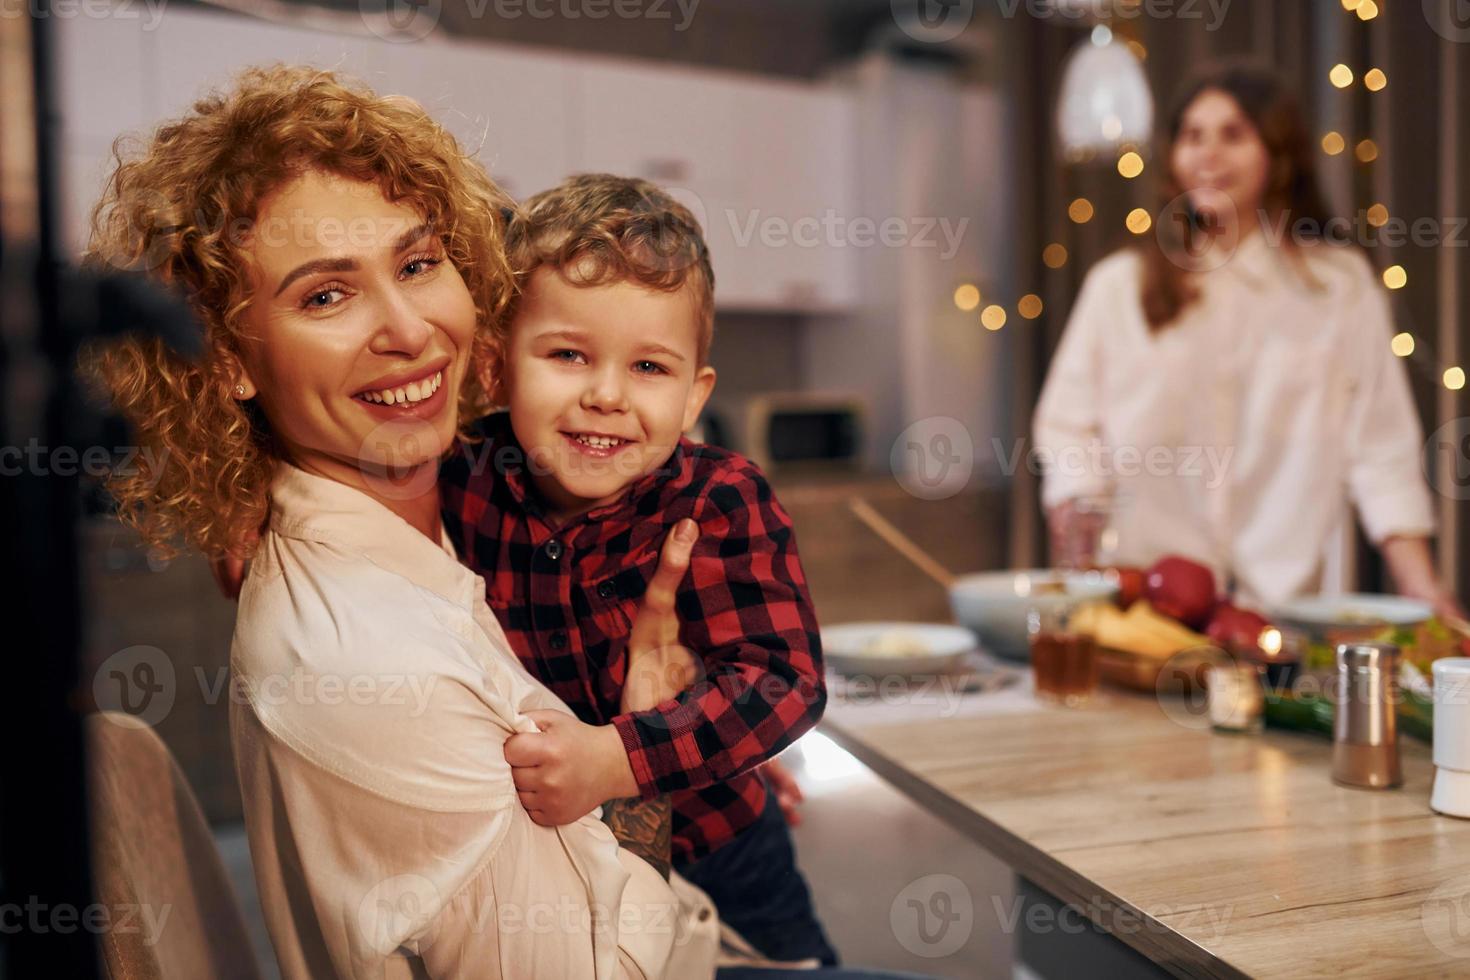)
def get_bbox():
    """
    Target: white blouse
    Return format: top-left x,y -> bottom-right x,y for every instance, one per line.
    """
1033,234 -> 1435,606
229,464 -> 718,979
